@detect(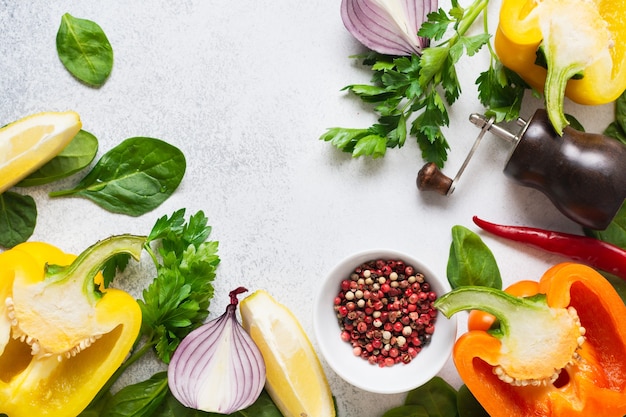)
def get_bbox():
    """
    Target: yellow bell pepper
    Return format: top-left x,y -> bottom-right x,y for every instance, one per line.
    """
0,235 -> 145,417
495,0 -> 626,134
